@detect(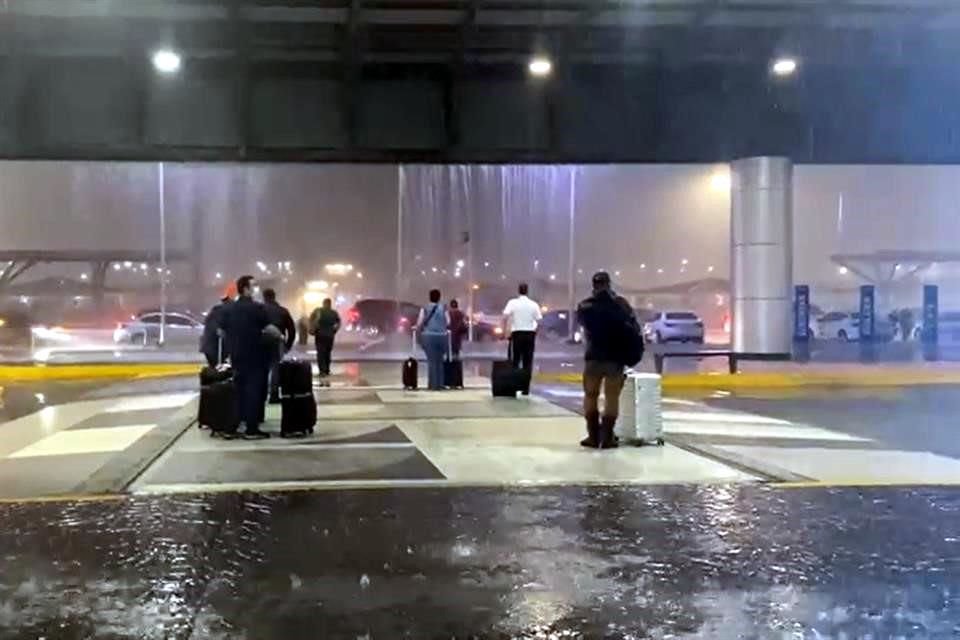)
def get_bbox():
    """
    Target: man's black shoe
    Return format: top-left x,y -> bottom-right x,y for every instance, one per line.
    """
243,429 -> 270,440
